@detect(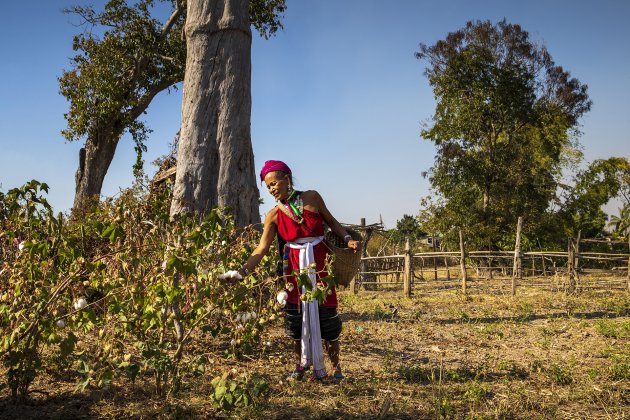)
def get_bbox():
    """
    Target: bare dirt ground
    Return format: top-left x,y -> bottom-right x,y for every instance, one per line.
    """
1,285 -> 628,419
